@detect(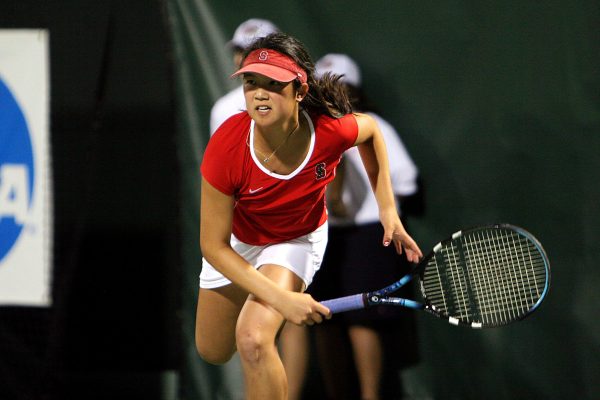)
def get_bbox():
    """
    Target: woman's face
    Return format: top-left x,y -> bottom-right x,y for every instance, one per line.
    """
242,73 -> 304,128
